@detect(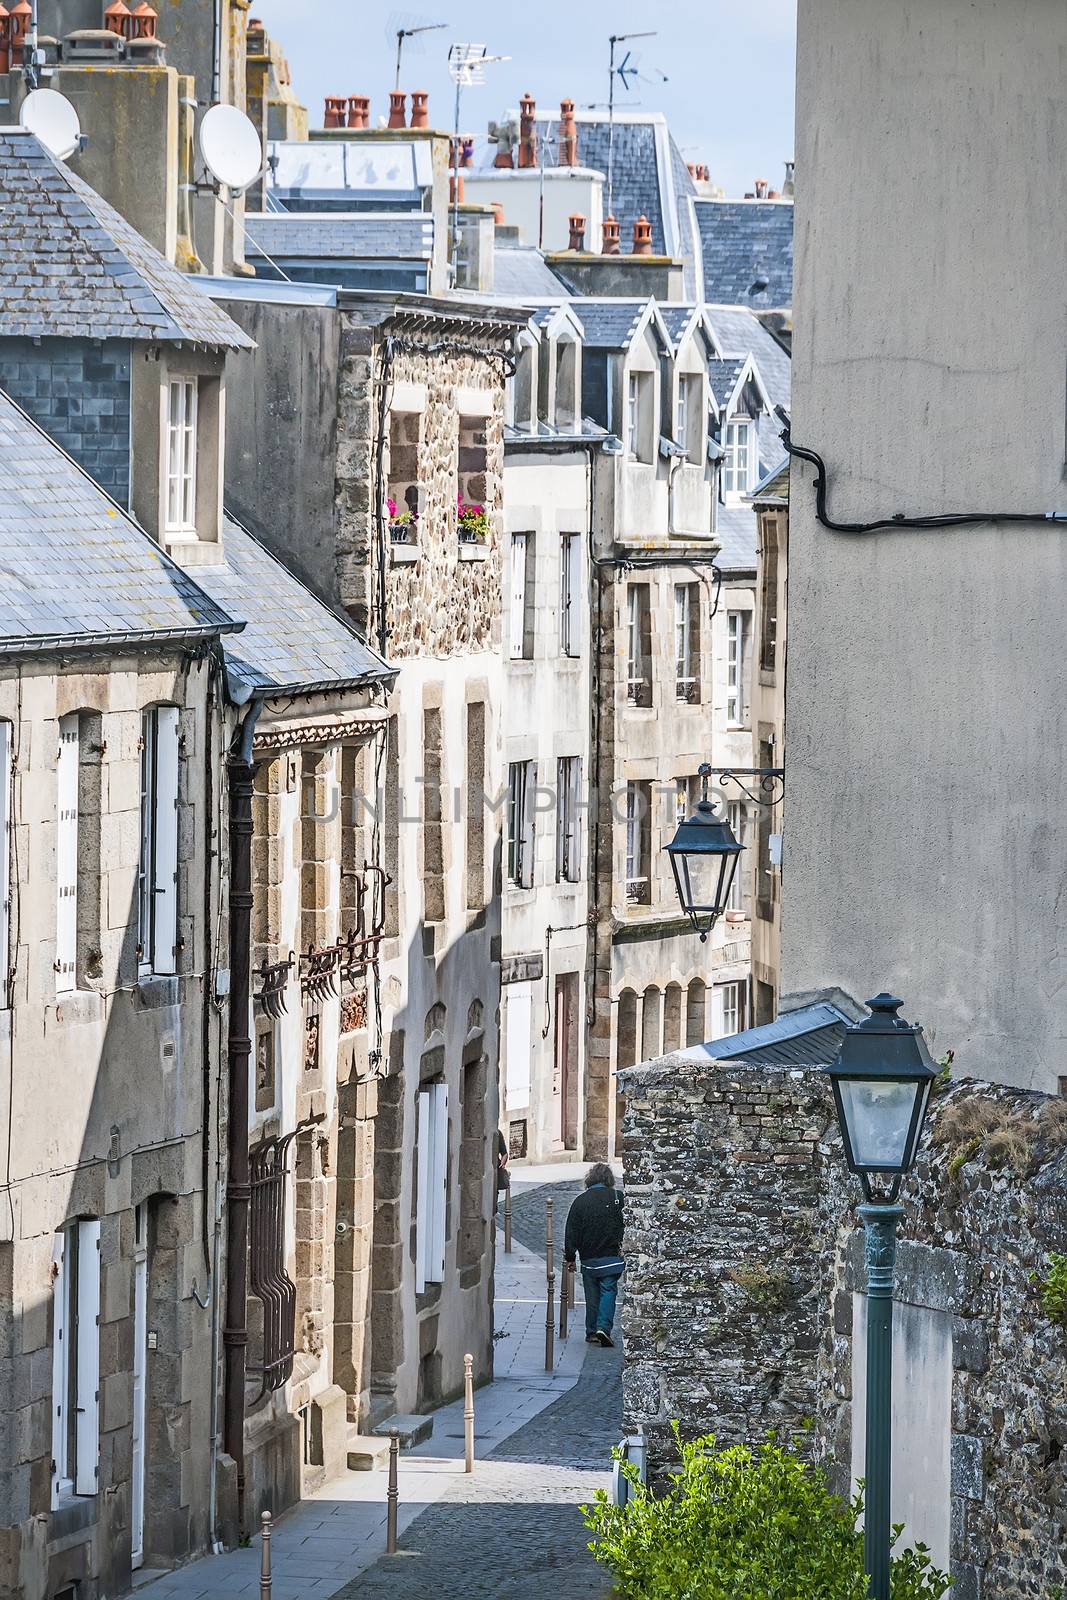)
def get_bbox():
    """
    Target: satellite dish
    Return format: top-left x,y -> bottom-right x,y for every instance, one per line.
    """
199,103 -> 263,192
20,89 -> 82,162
